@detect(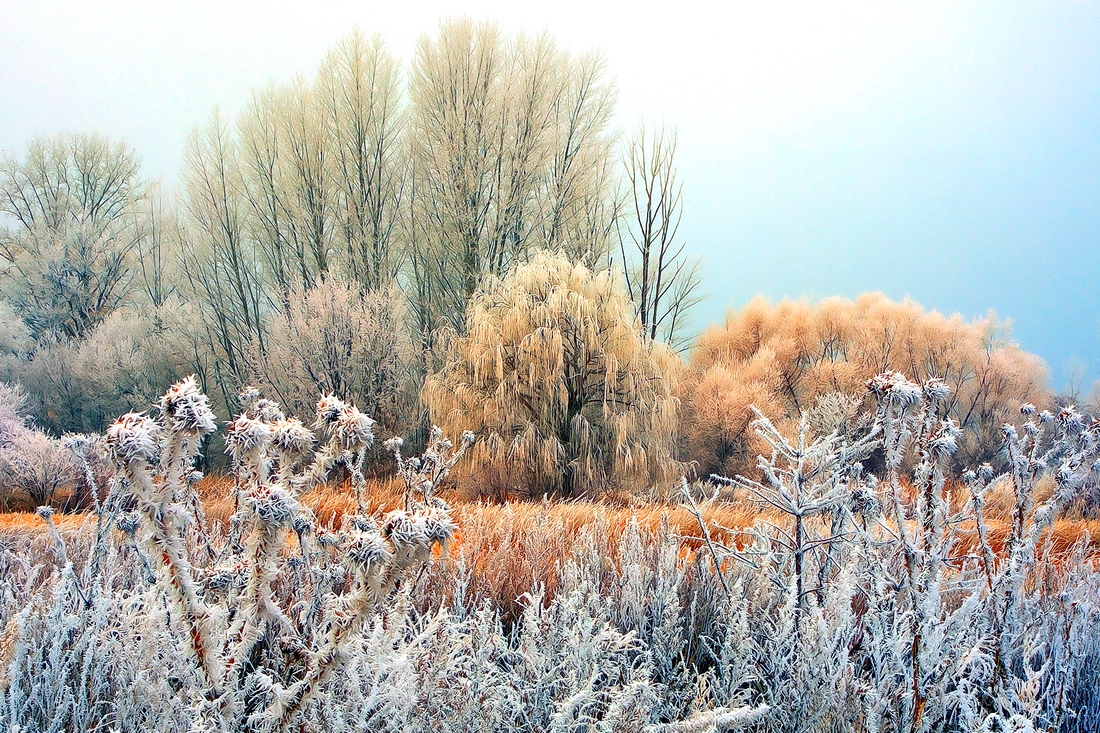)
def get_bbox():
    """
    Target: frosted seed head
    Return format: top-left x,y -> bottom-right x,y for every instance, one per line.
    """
225,417 -> 271,457
930,419 -> 961,459
867,371 -> 921,409
106,413 -> 160,463
346,532 -> 391,570
159,376 -> 217,436
333,405 -> 375,453
1058,407 -> 1085,434
271,418 -> 315,455
35,505 -> 54,519
460,430 -> 476,447
252,399 -> 286,423
238,385 -> 261,405
251,486 -> 301,528
420,507 -> 457,544
383,437 -> 403,454
922,378 -> 950,405
1020,403 -> 1037,417
313,394 -> 348,432
381,511 -> 426,547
